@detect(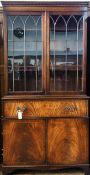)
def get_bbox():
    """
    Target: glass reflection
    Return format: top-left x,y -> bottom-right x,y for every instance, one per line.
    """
26,69 -> 36,91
